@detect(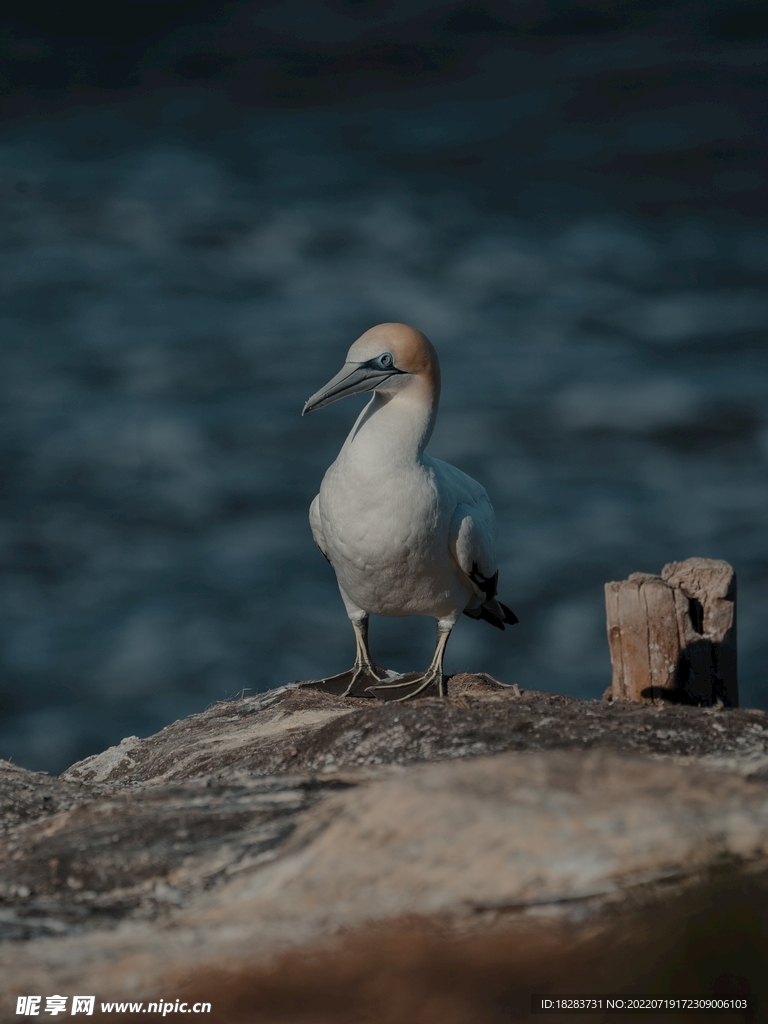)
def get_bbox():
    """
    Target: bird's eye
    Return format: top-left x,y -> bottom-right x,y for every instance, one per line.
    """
378,352 -> 393,368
